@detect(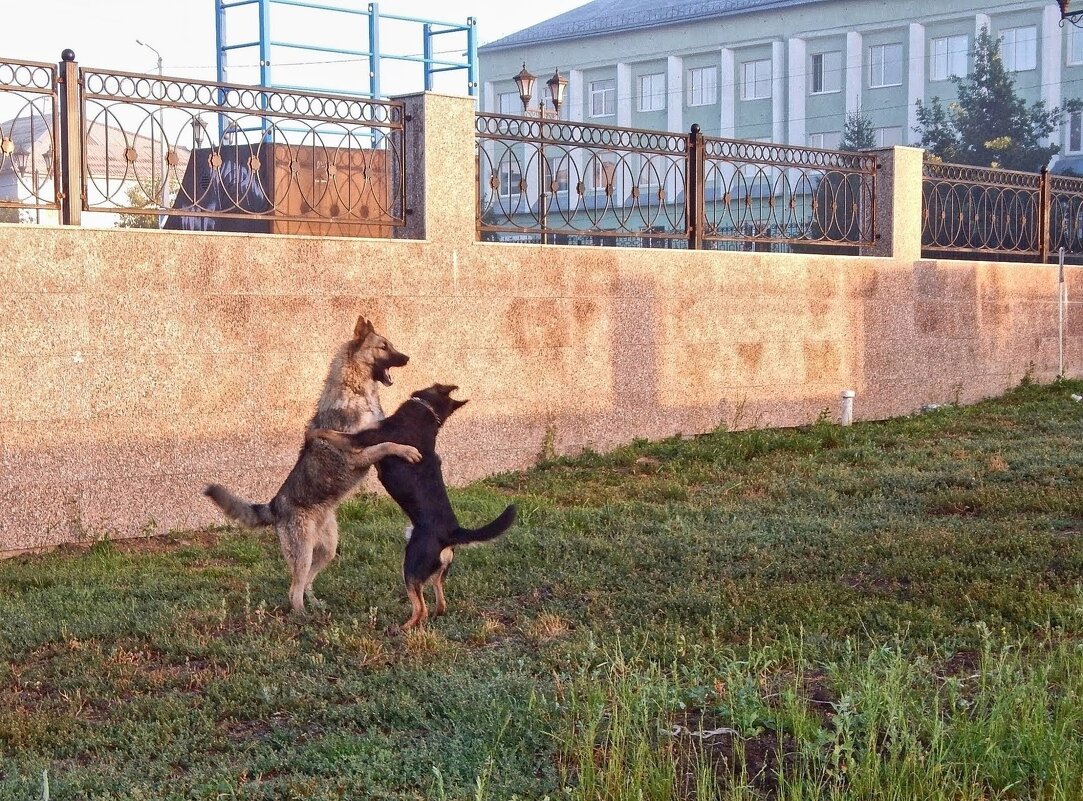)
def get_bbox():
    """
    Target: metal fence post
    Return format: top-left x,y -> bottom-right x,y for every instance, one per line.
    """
687,123 -> 703,249
1039,166 -> 1050,262
57,49 -> 82,226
